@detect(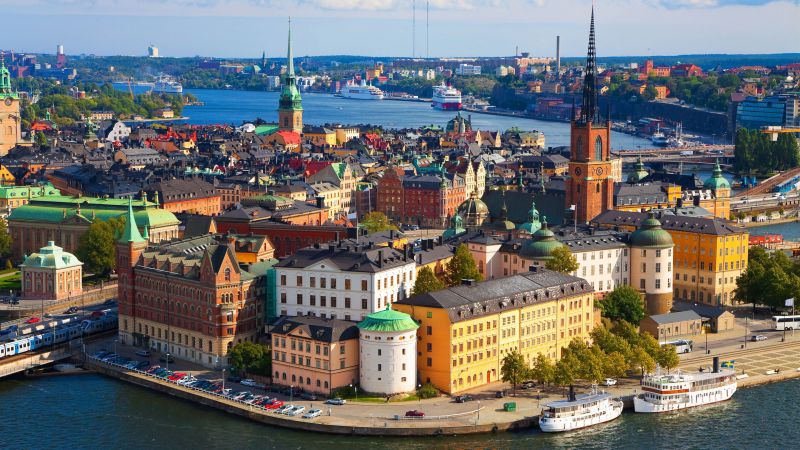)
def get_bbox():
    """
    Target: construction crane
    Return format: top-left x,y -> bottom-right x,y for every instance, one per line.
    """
760,126 -> 800,141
